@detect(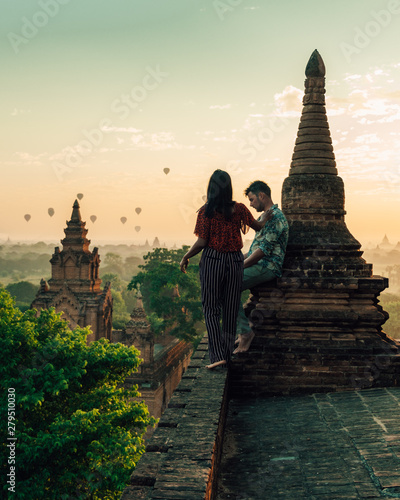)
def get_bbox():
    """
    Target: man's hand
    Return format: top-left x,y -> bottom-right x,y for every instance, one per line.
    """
244,248 -> 265,269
